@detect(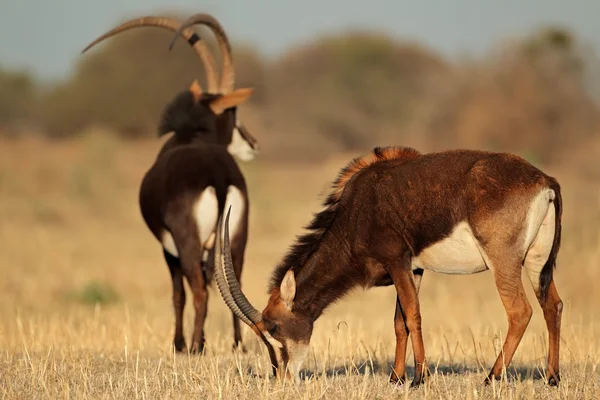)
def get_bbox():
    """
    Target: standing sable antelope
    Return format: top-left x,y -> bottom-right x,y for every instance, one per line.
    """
82,14 -> 259,353
213,146 -> 563,387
